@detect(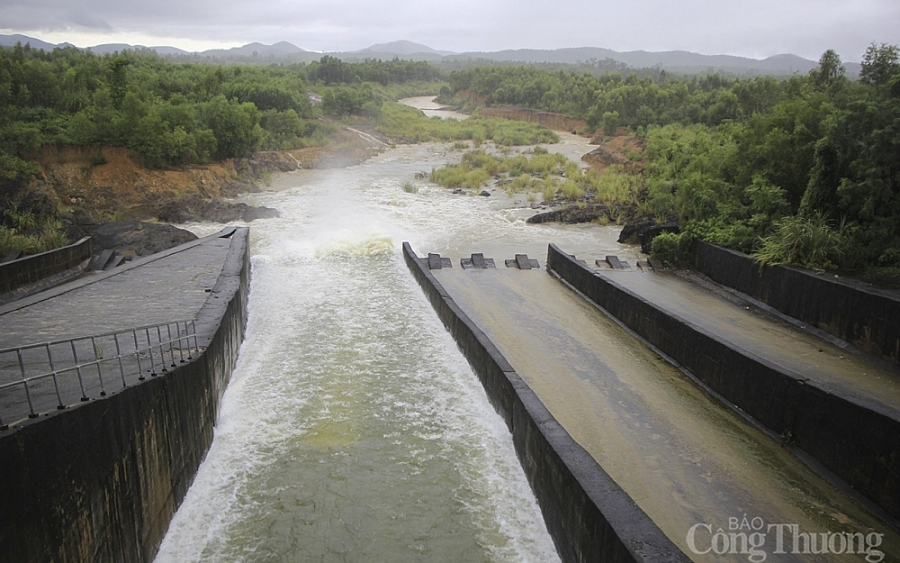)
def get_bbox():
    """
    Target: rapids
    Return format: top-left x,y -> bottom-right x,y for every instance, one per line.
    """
154,136 -> 626,562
